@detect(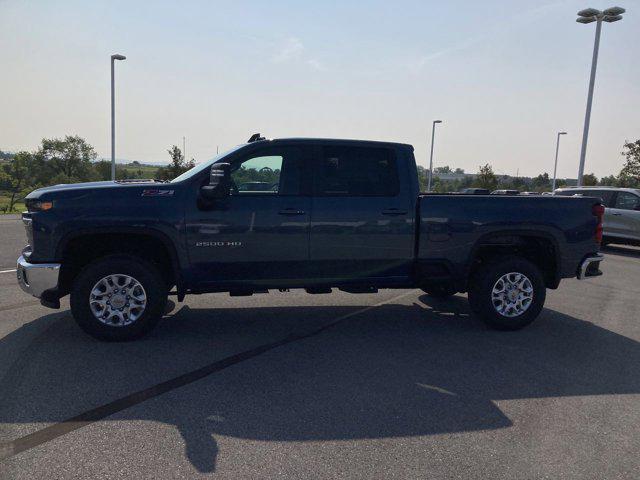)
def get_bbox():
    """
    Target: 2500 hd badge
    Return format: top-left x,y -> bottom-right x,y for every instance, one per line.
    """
195,241 -> 242,247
